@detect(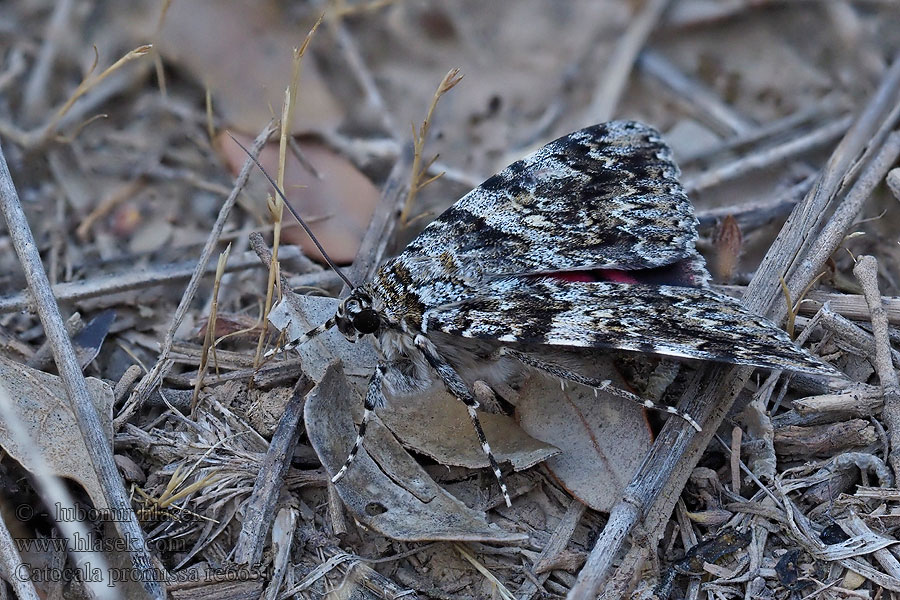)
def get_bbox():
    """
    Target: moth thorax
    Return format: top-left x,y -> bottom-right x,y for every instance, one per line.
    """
336,291 -> 380,340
